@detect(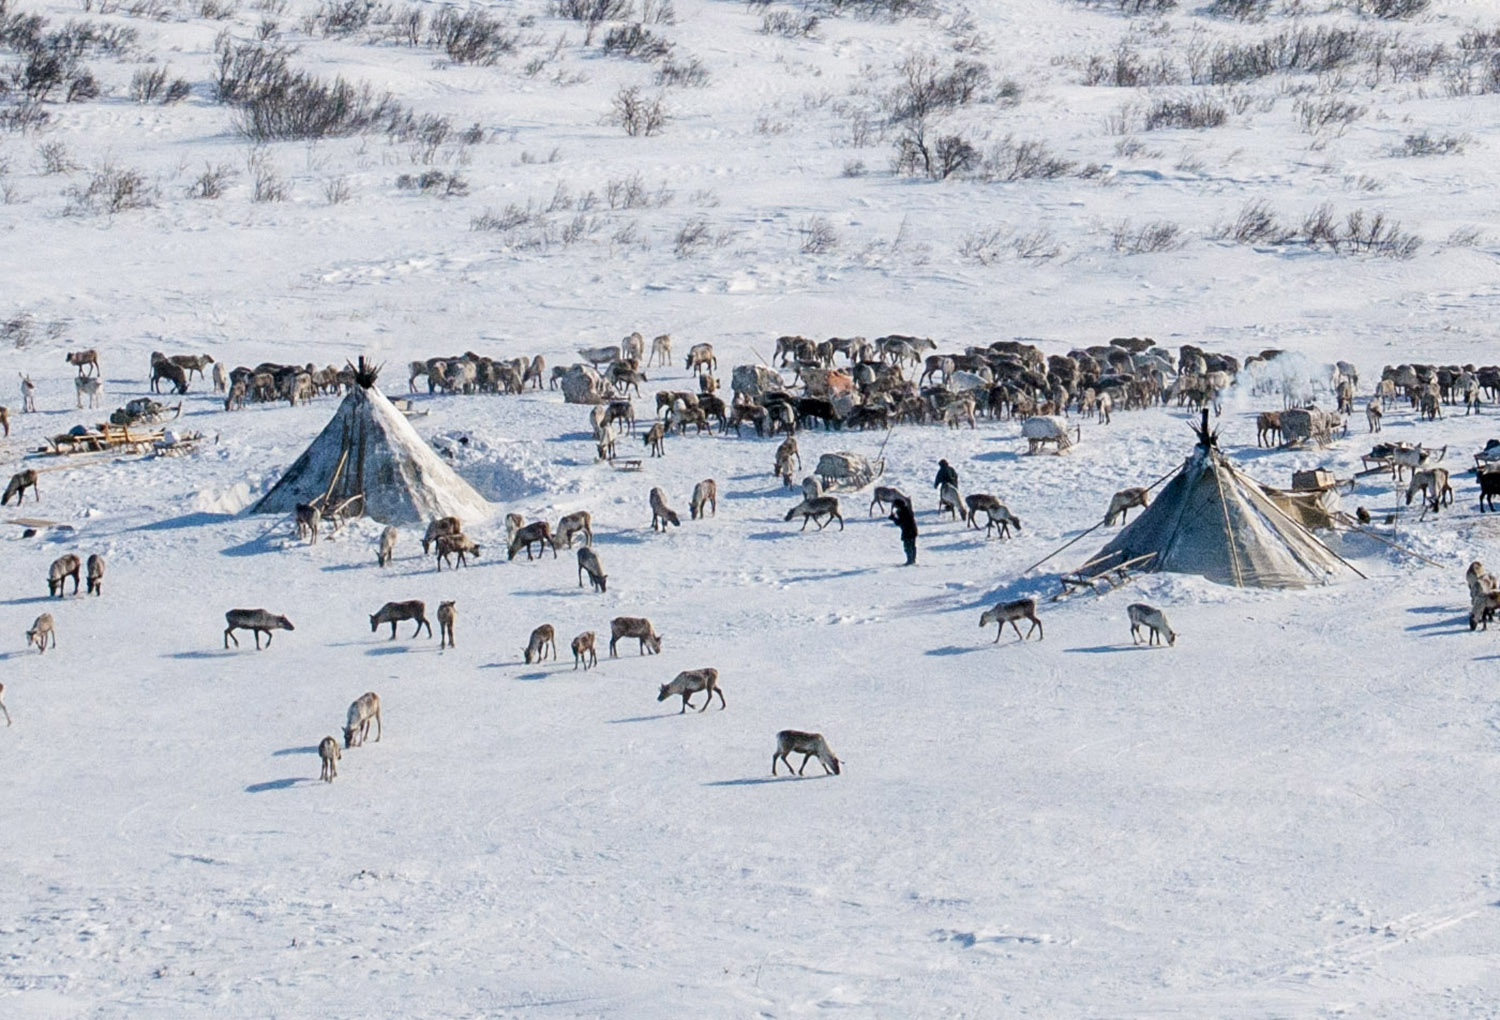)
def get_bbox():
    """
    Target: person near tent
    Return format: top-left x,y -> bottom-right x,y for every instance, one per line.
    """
933,459 -> 958,491
890,497 -> 918,566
